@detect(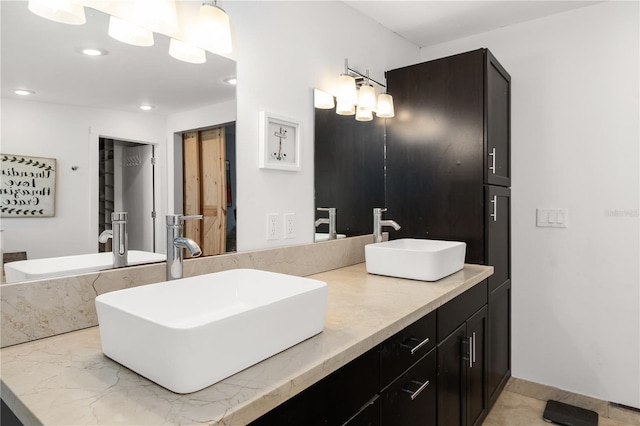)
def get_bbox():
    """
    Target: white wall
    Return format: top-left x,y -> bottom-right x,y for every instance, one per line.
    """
420,1 -> 640,408
224,1 -> 420,251
0,99 -> 167,259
